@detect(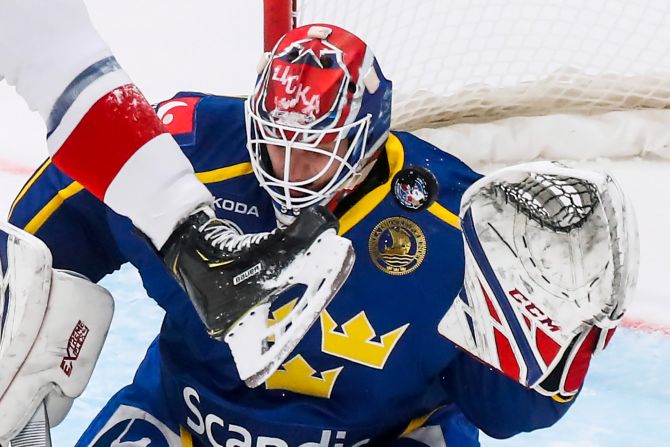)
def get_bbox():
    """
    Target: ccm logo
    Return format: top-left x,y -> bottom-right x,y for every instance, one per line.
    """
60,320 -> 90,377
508,289 -> 561,332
